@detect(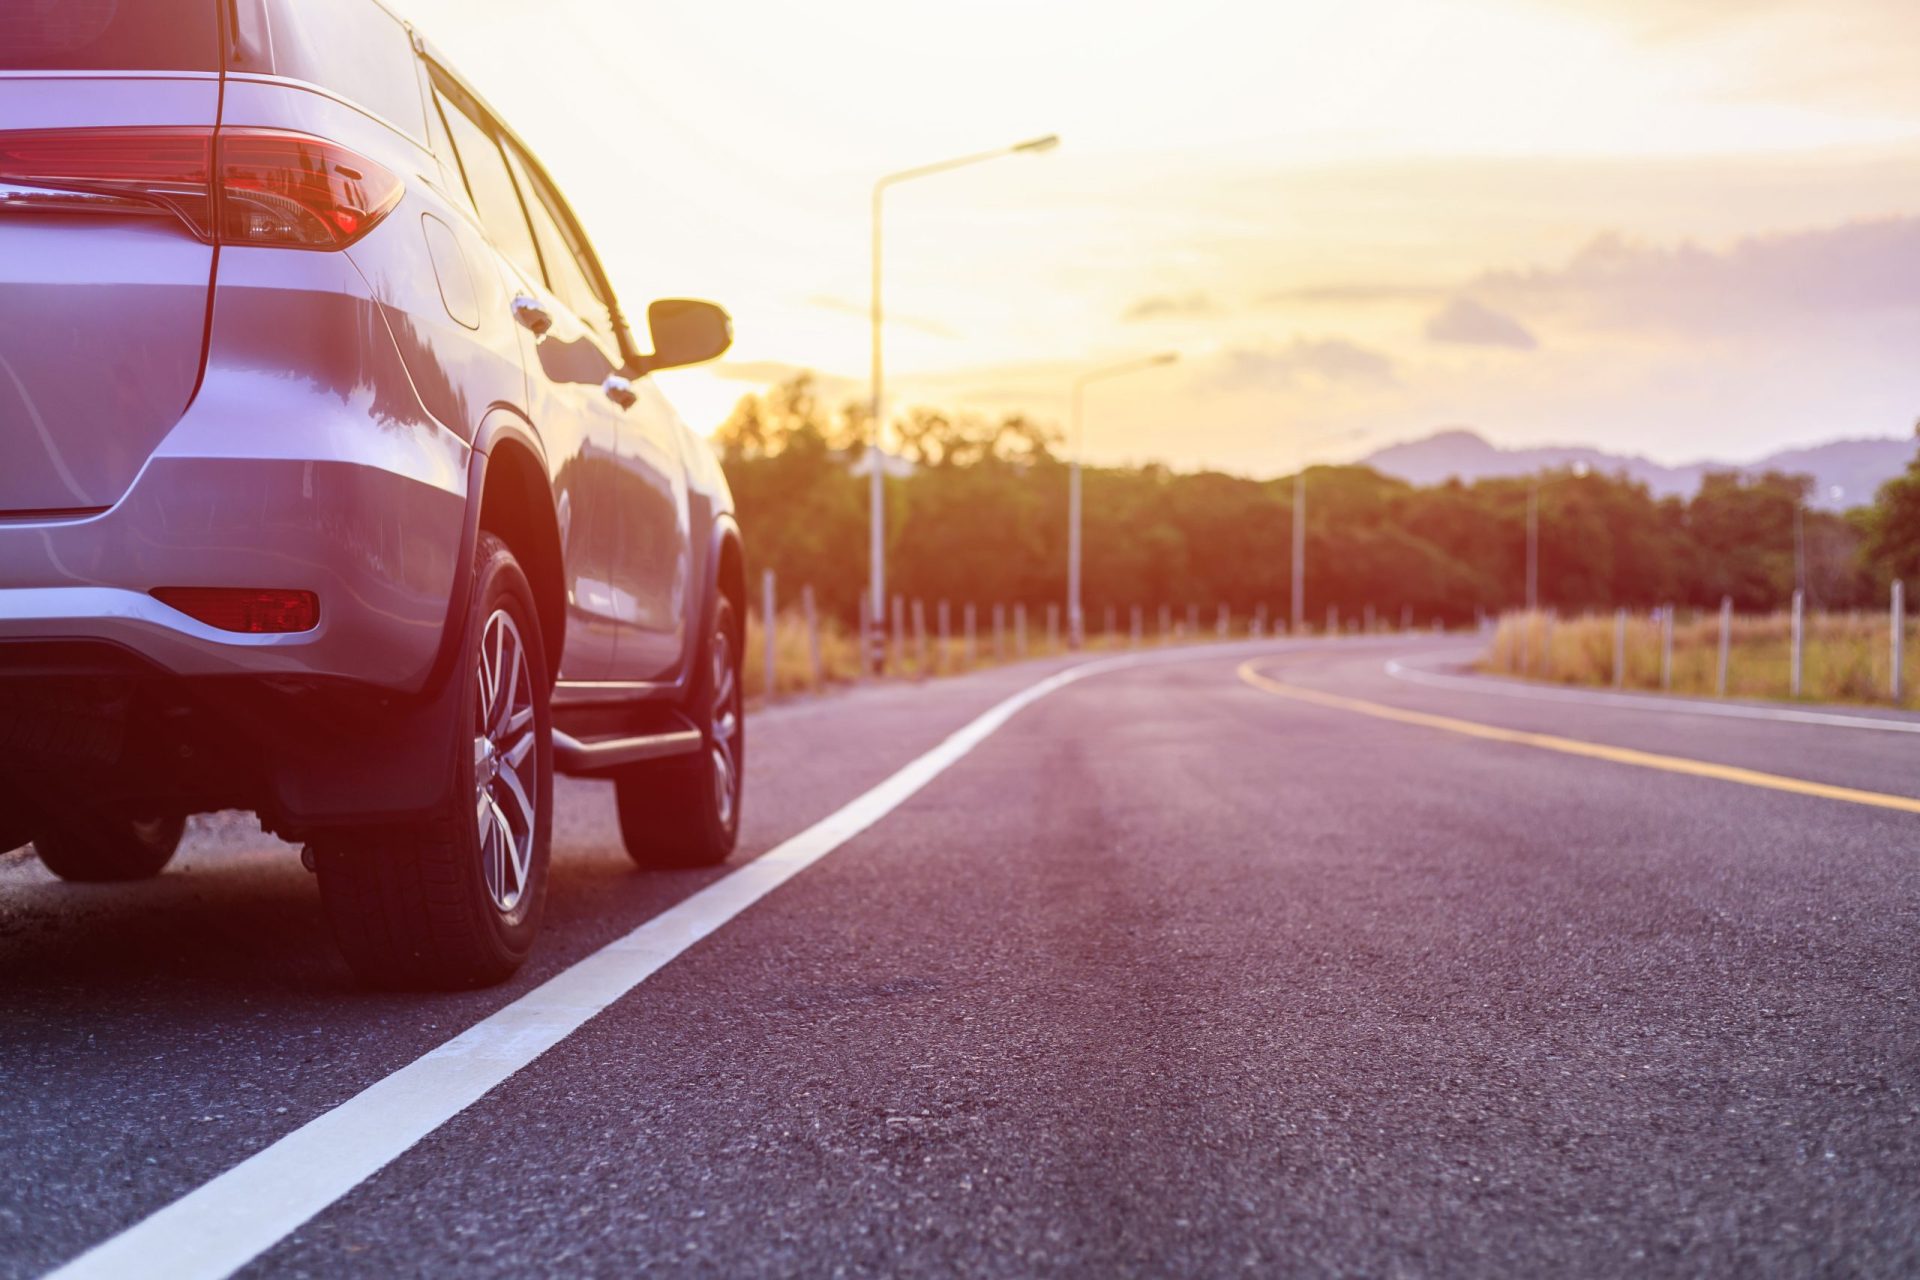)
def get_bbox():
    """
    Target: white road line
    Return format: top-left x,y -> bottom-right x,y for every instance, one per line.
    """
44,649 -> 1184,1280
1385,650 -> 1920,735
